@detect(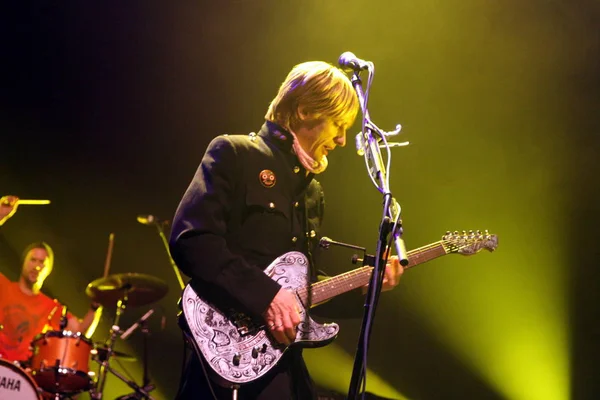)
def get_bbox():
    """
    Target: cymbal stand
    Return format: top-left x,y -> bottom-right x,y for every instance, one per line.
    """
141,318 -> 152,393
99,362 -> 155,400
115,313 -> 156,399
91,294 -> 128,399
